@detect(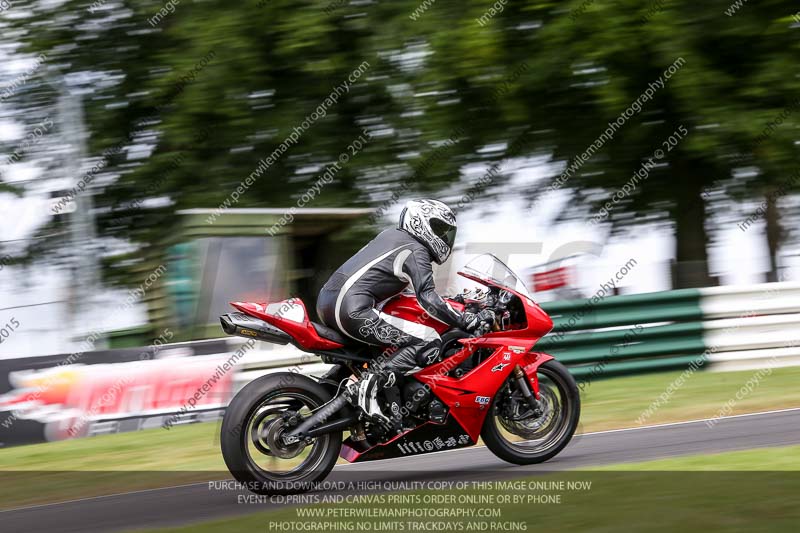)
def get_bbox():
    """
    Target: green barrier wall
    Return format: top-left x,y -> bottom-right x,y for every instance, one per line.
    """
538,289 -> 707,381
